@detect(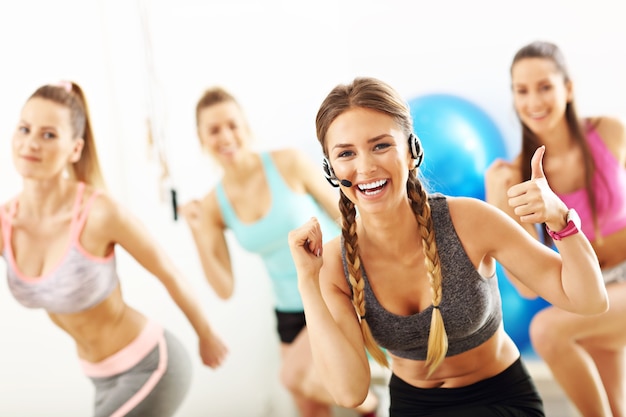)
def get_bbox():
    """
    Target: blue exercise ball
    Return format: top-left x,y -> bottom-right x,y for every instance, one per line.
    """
408,93 -> 508,199
496,263 -> 550,357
